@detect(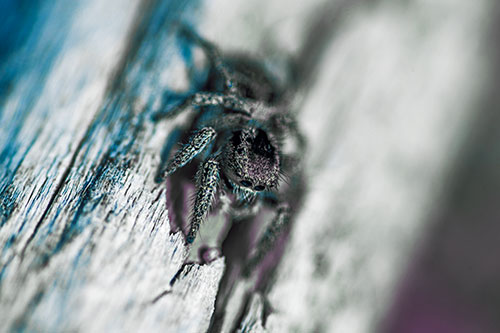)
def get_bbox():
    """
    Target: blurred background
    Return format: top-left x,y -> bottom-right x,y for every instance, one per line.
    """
0,0 -> 499,332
